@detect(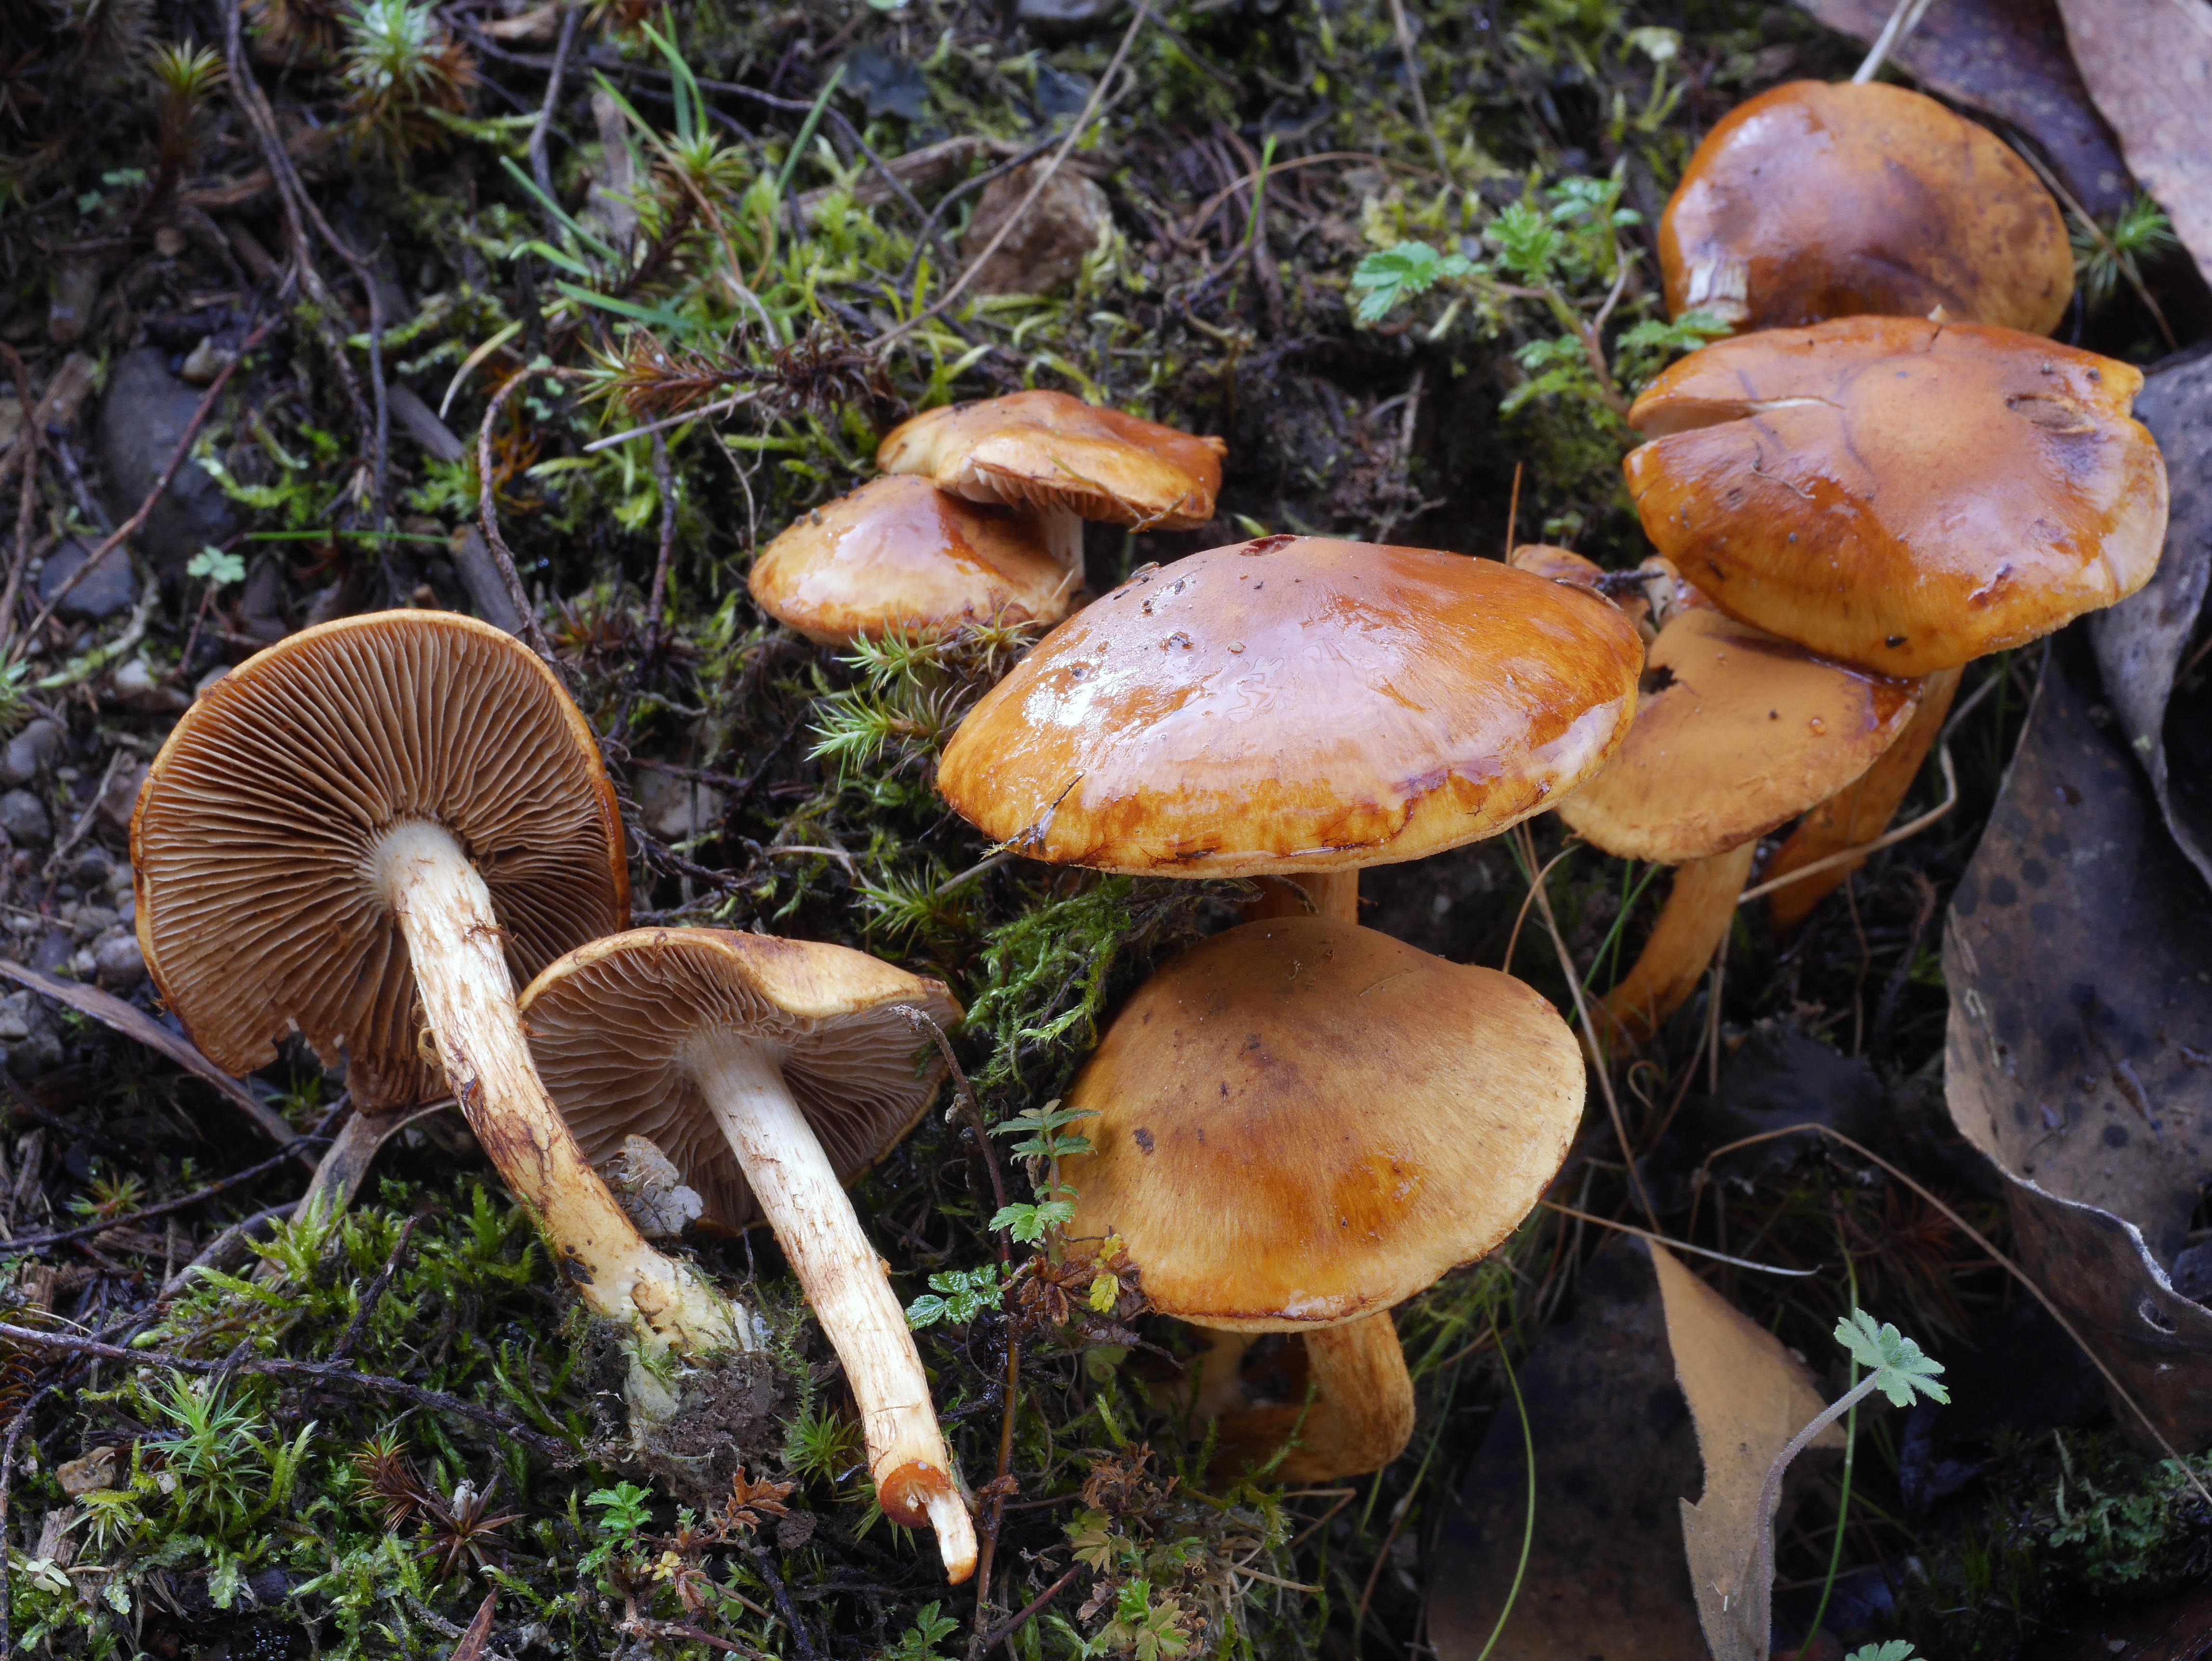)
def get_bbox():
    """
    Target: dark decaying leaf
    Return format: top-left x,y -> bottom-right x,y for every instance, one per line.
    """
1943,631 -> 2212,1445
1795,0 -> 2133,216
2090,338 -> 2212,892
2055,0 -> 2212,286
1427,1240 -> 1707,1661
446,1591 -> 497,1661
